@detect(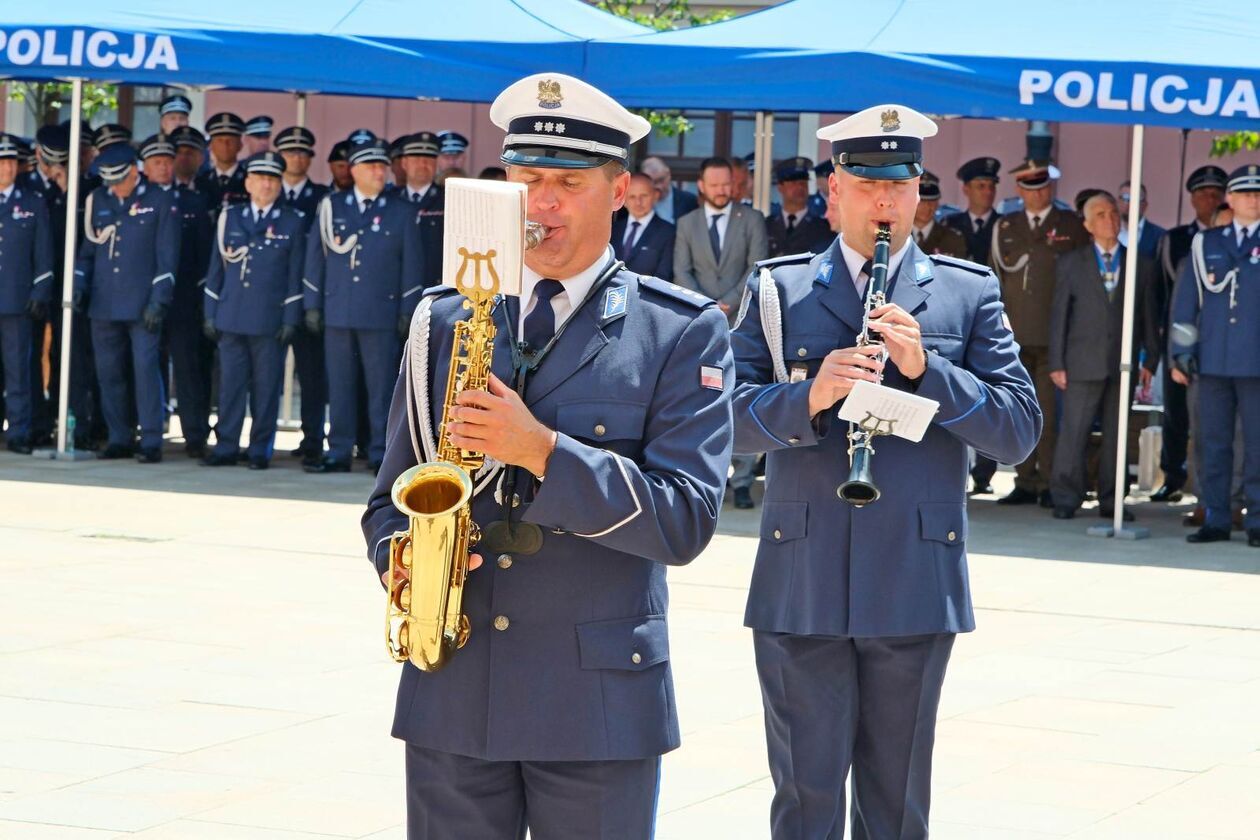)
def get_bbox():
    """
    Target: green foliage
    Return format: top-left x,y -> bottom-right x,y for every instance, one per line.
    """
596,1 -> 734,138
1211,130 -> 1260,158
7,81 -> 118,125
